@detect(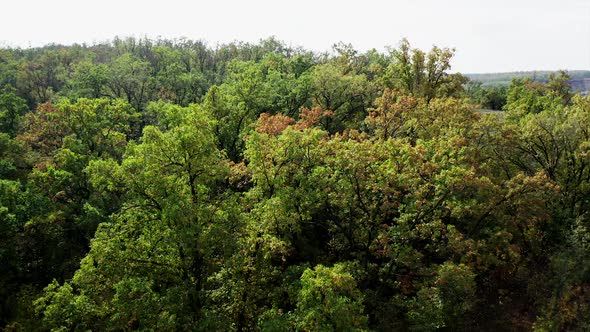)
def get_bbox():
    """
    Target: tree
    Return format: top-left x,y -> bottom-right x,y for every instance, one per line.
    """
16,50 -> 67,106
365,89 -> 419,140
0,86 -> 28,137
481,86 -> 507,110
67,60 -> 109,99
35,102 -> 230,331
152,46 -> 208,106
292,263 -> 368,331
385,39 -> 466,102
106,53 -> 153,112
503,74 -> 573,118
310,62 -> 374,132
